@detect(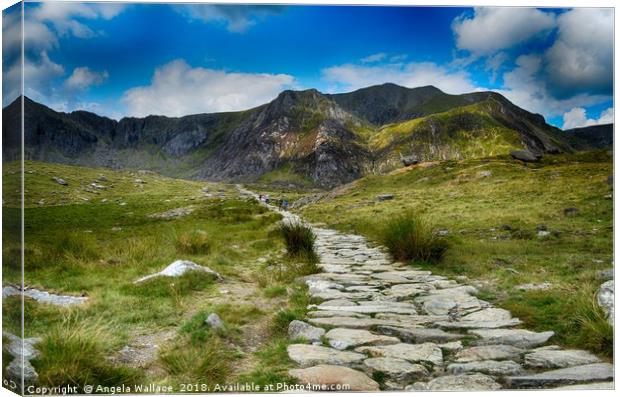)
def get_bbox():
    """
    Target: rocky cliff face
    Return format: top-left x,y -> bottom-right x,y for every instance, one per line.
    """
3,84 -> 581,188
